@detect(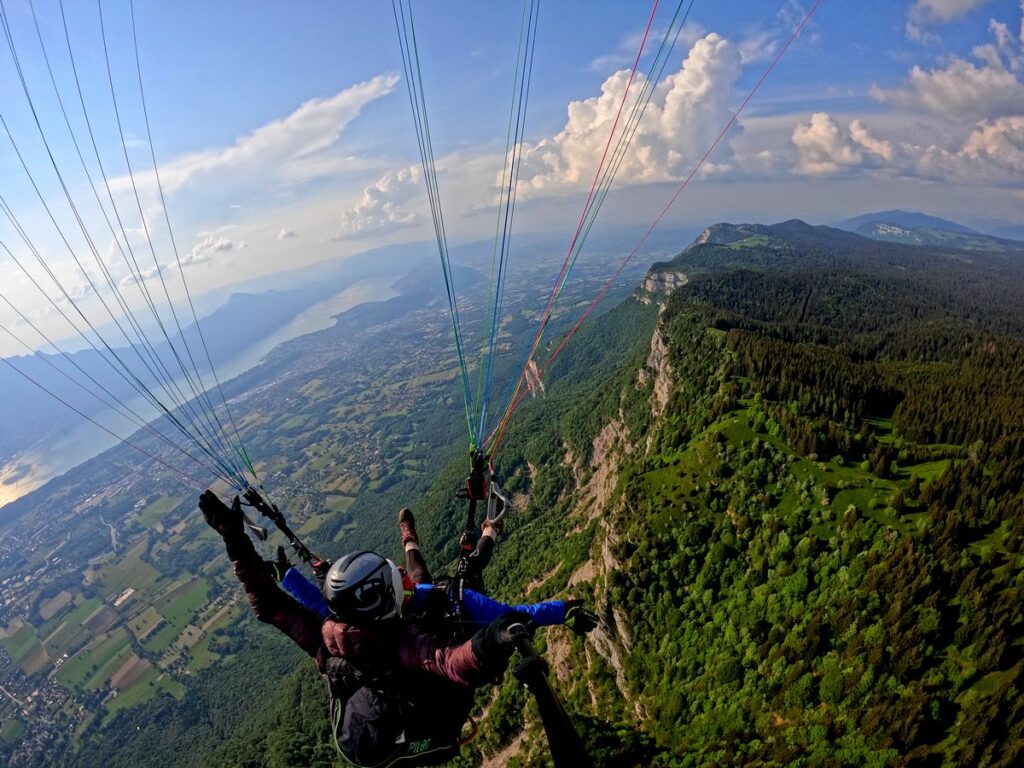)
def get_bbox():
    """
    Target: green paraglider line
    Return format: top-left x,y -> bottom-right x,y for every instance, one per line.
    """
392,0 -> 477,446
477,0 -> 539,445
474,0 -> 533,440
